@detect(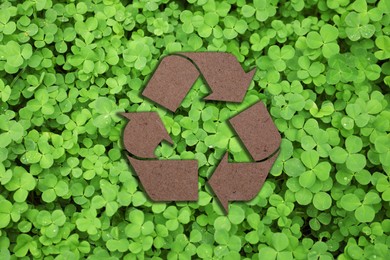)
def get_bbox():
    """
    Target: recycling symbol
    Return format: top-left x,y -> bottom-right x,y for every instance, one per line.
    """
122,53 -> 281,213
